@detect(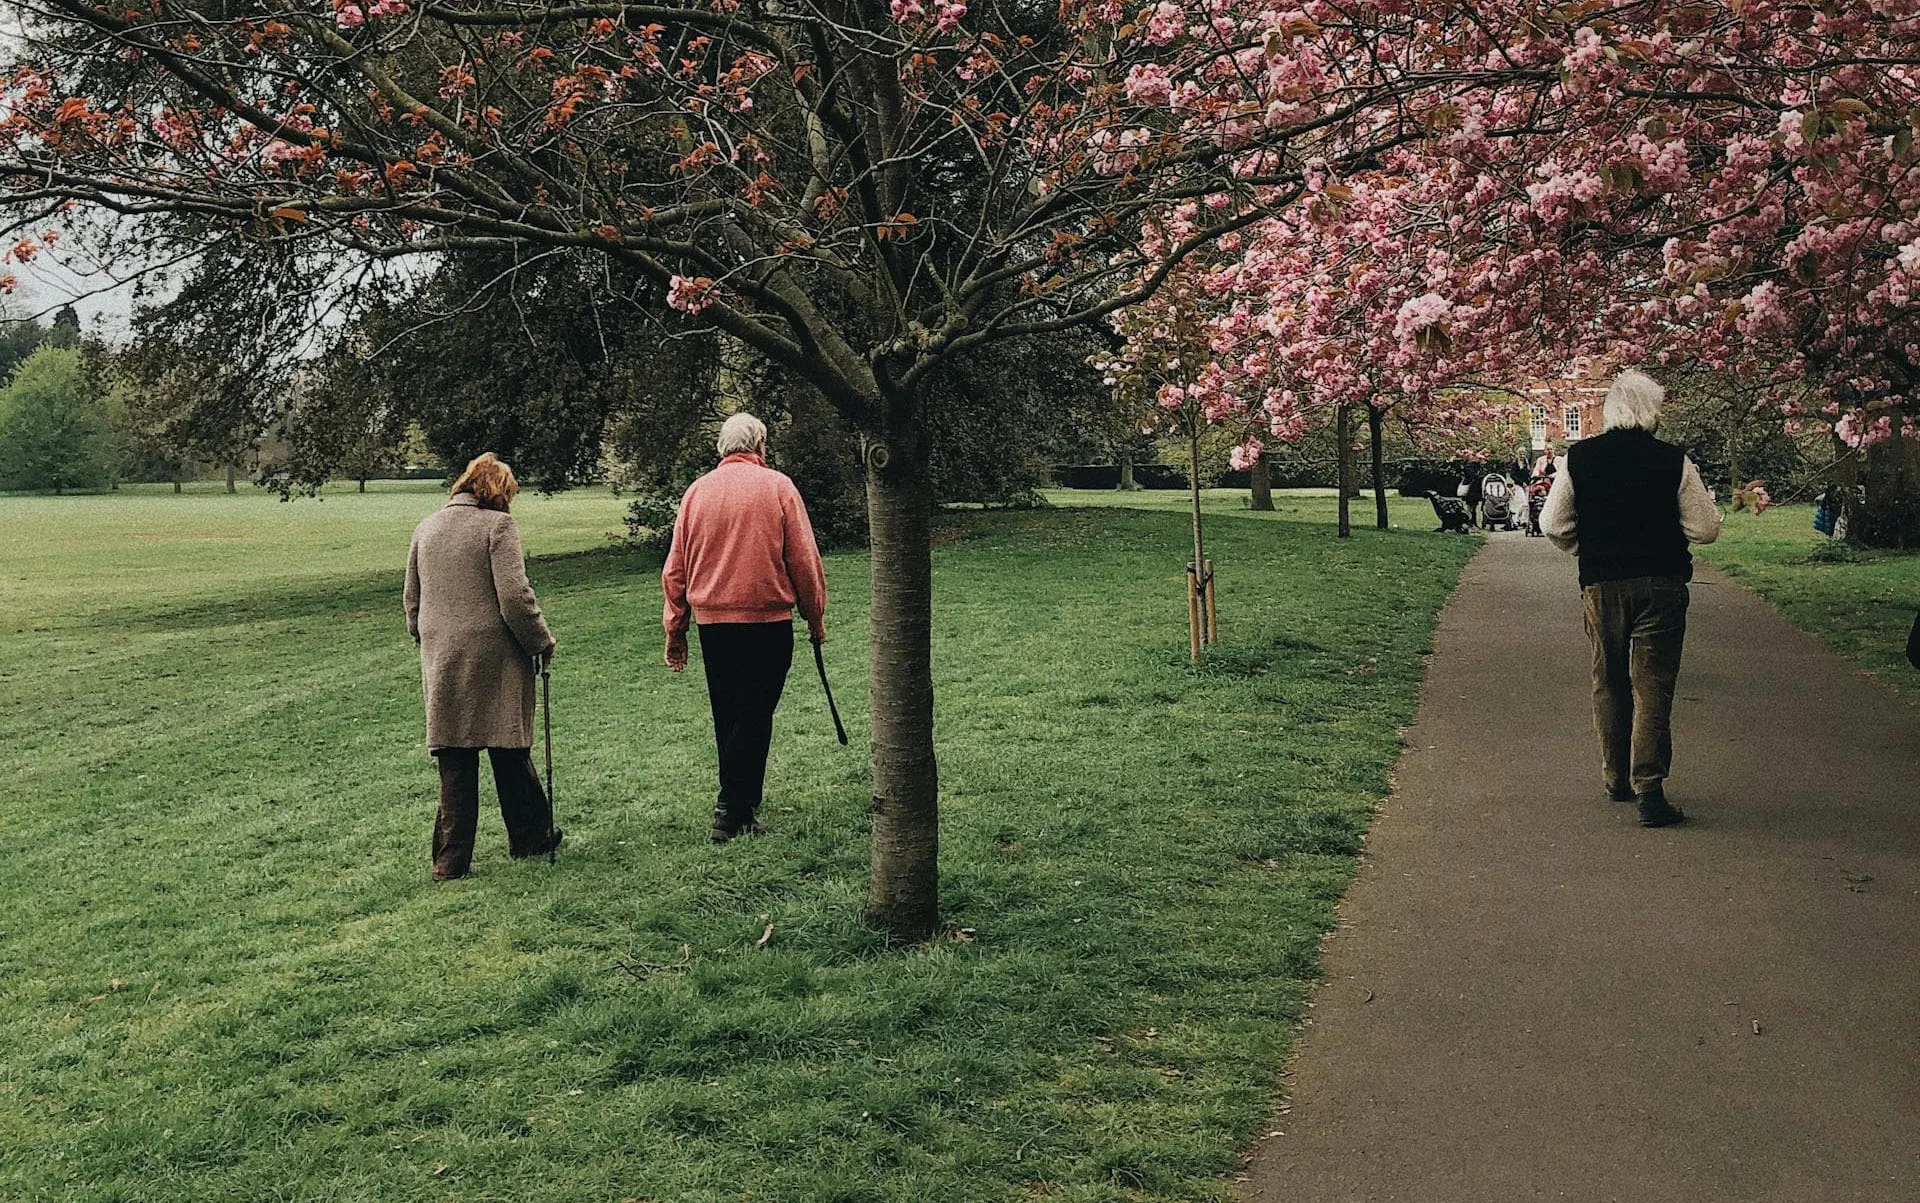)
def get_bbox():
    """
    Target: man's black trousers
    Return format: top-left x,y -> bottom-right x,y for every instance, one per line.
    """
696,621 -> 794,821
